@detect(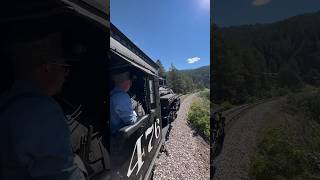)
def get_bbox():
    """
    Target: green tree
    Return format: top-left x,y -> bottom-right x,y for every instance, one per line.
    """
156,59 -> 166,78
181,73 -> 195,93
212,11 -> 320,104
167,64 -> 184,94
278,64 -> 303,90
